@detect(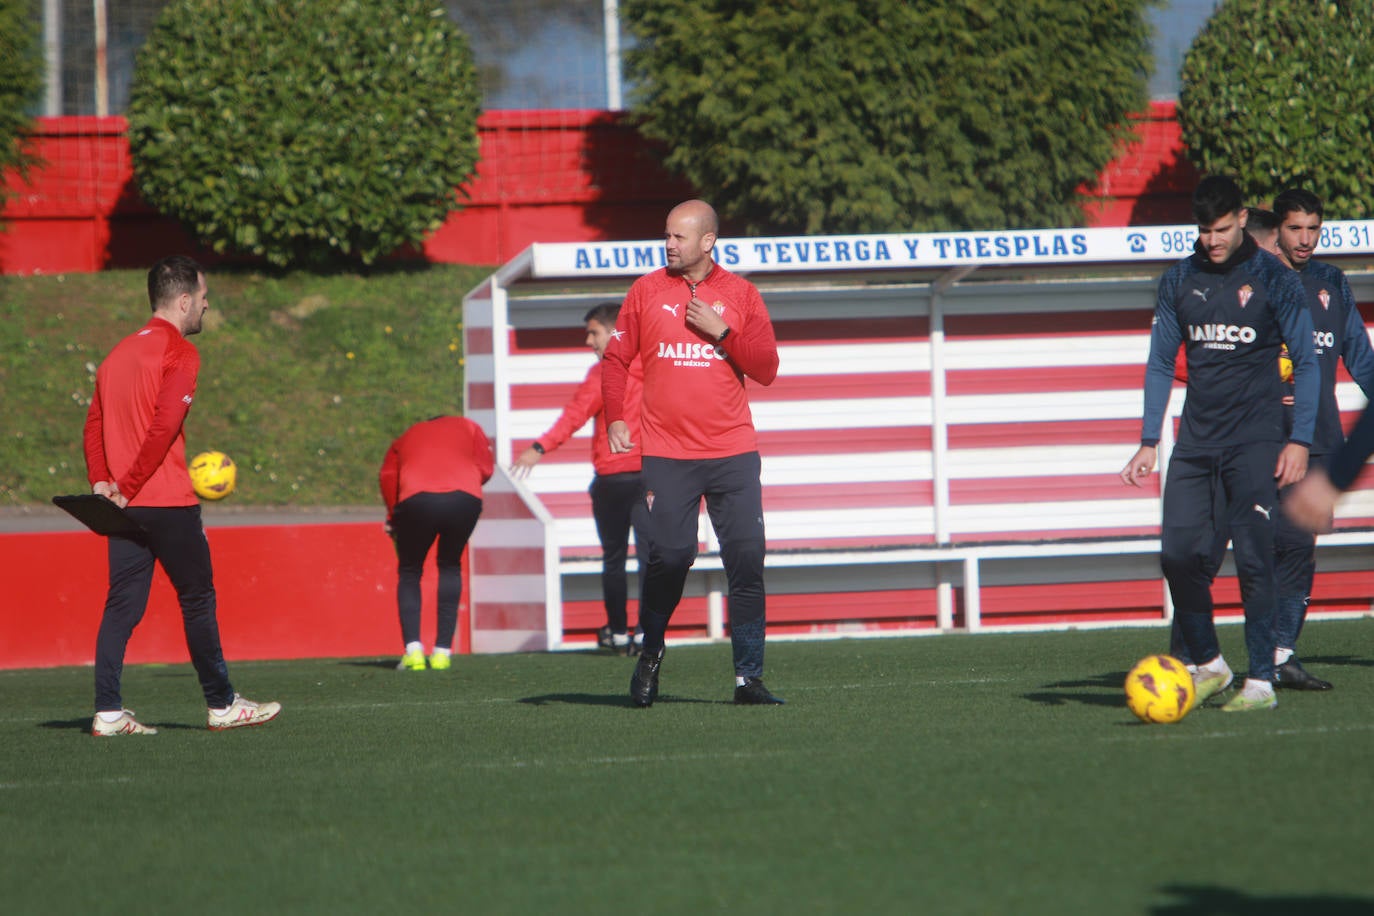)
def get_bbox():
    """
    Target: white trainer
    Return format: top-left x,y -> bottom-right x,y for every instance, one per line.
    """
92,710 -> 157,737
207,693 -> 282,731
